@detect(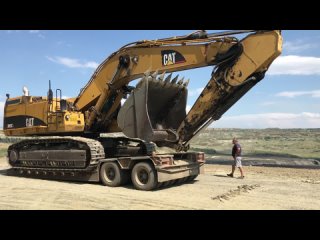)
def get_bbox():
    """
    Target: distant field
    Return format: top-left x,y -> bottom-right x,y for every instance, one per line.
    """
0,143 -> 9,158
0,130 -> 23,157
190,128 -> 320,160
1,129 -> 320,160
